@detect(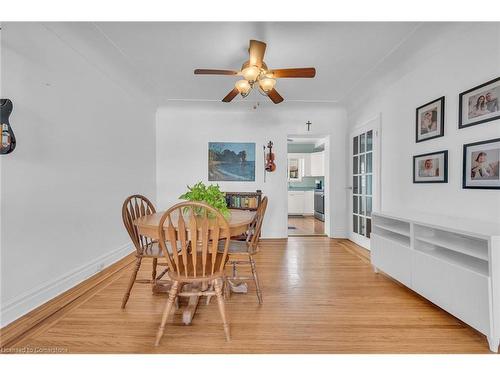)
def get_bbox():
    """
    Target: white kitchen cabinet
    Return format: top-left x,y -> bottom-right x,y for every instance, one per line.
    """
302,154 -> 311,176
288,191 -> 305,214
288,190 -> 315,215
304,190 -> 315,214
310,151 -> 324,176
